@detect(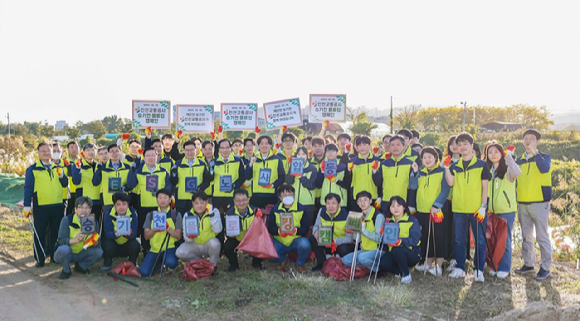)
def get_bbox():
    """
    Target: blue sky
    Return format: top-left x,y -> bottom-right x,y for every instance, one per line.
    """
1,0 -> 579,125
